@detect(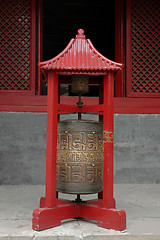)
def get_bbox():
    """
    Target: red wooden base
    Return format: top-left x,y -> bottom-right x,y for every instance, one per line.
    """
32,197 -> 126,231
